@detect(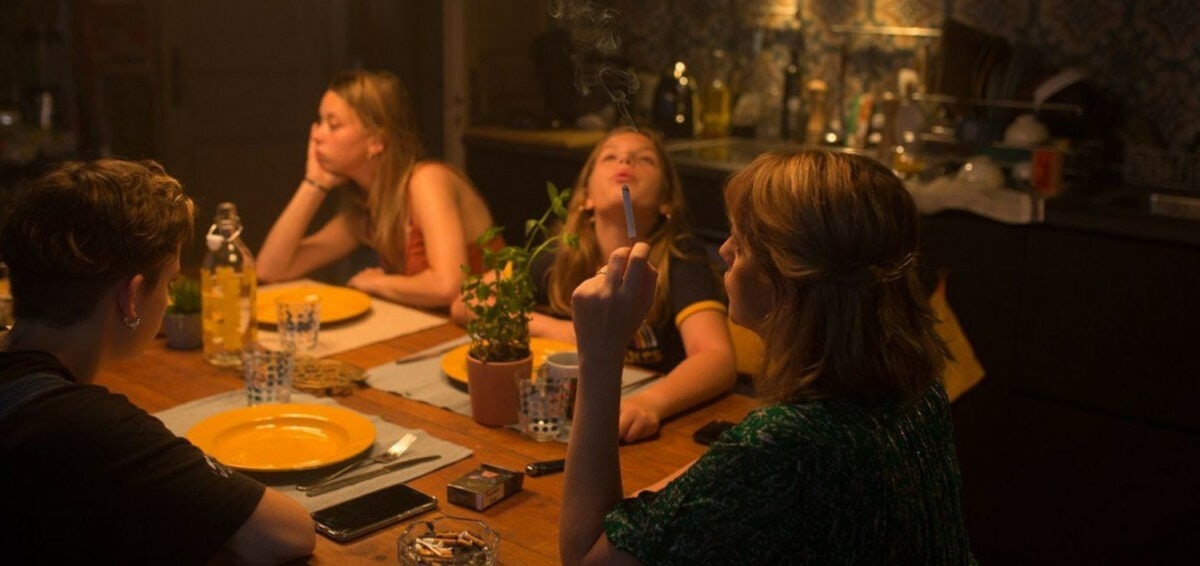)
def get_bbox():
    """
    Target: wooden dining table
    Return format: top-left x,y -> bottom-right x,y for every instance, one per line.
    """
97,321 -> 759,565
